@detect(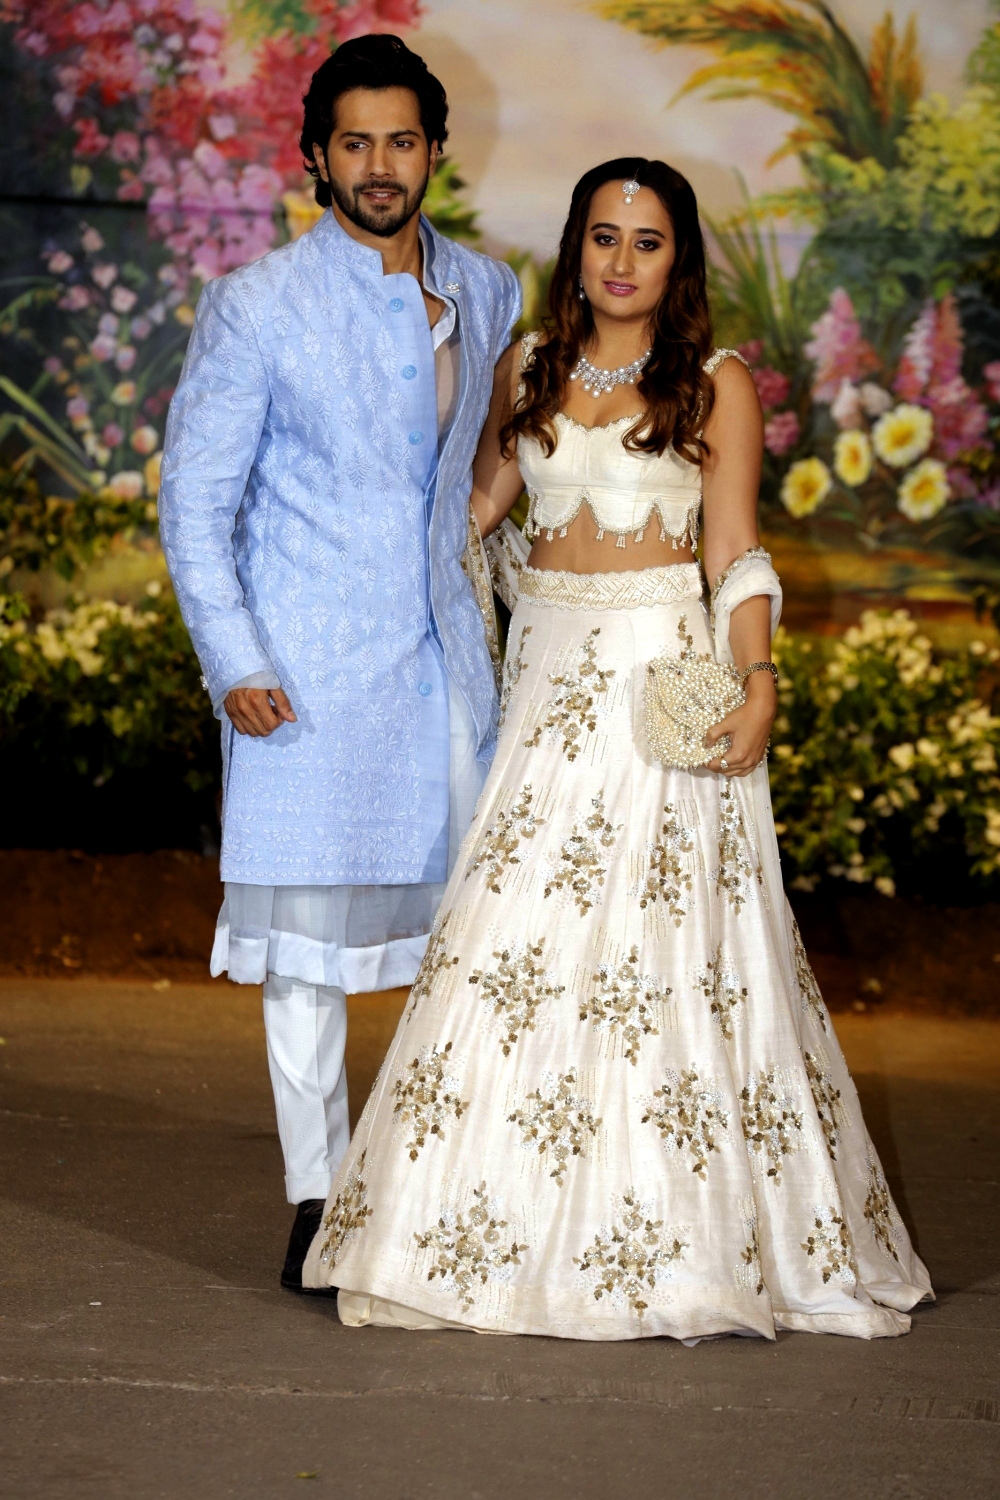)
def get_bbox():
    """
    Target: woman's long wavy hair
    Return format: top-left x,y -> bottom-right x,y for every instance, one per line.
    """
499,157 -> 714,463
